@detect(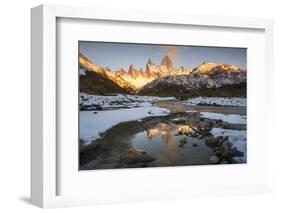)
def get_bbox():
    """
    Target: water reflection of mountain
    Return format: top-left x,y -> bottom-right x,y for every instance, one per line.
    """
146,122 -> 193,144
